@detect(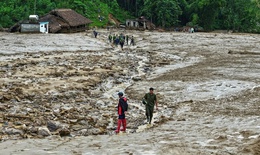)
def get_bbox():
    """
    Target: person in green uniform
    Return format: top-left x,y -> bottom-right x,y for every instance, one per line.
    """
143,87 -> 158,124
